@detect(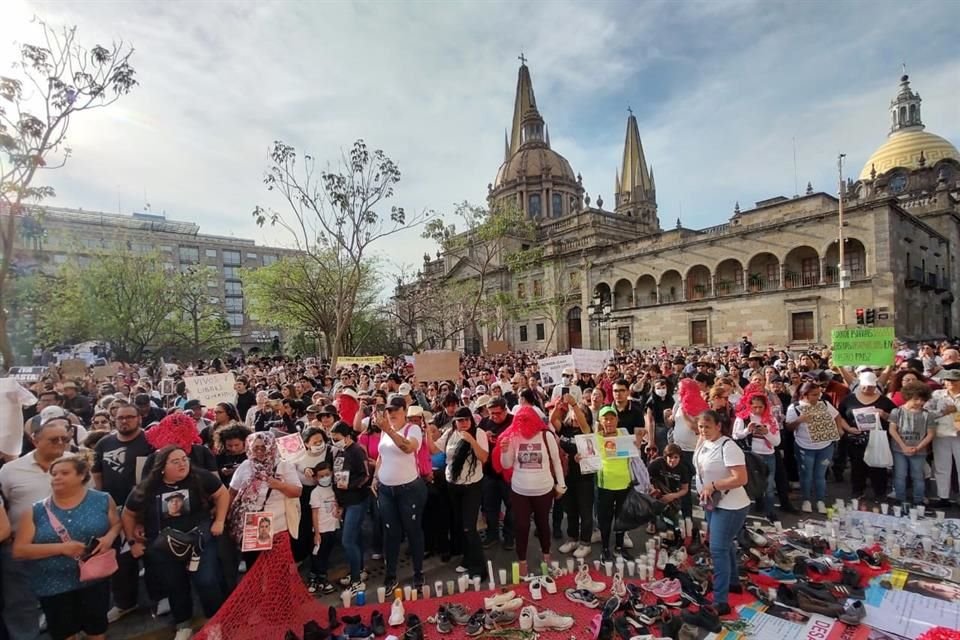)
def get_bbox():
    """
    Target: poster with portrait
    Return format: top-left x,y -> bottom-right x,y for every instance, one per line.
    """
160,491 -> 190,520
851,407 -> 880,432
574,434 -> 600,474
241,511 -> 274,552
276,432 -> 306,463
